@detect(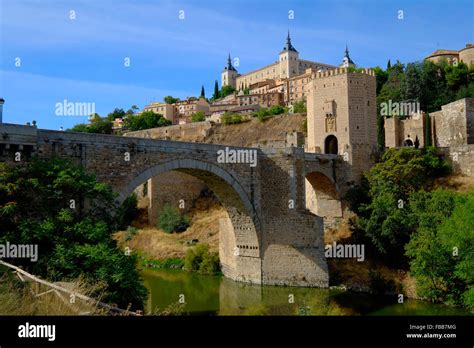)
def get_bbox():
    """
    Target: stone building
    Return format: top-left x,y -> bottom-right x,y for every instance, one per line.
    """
425,43 -> 474,67
384,112 -> 426,148
306,68 -> 377,181
237,91 -> 284,108
431,98 -> 474,147
143,102 -> 175,123
222,31 -> 336,90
